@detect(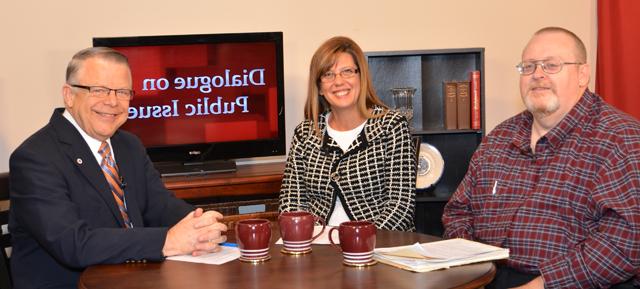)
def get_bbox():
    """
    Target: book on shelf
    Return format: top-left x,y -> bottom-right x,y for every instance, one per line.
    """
456,81 -> 471,129
443,81 -> 458,130
470,71 -> 481,130
373,238 -> 509,273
